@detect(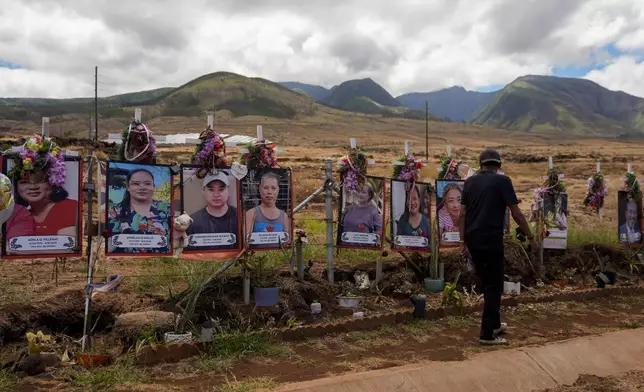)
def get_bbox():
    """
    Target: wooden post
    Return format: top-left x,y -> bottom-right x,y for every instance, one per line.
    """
134,108 -> 142,122
41,117 -> 49,137
207,114 -> 214,128
548,156 -> 554,169
350,138 -> 357,149
404,141 -> 410,156
257,125 -> 263,141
